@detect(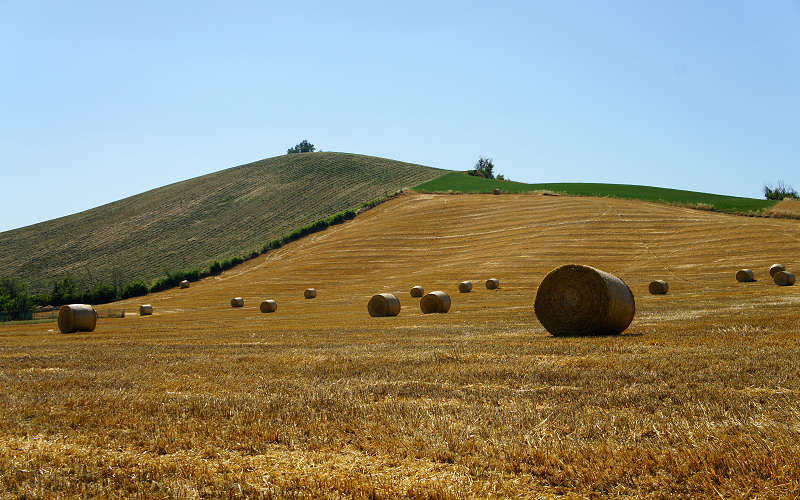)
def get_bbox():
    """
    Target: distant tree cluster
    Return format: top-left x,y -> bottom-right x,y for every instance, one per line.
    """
467,157 -> 496,179
287,140 -> 316,154
764,181 -> 797,200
